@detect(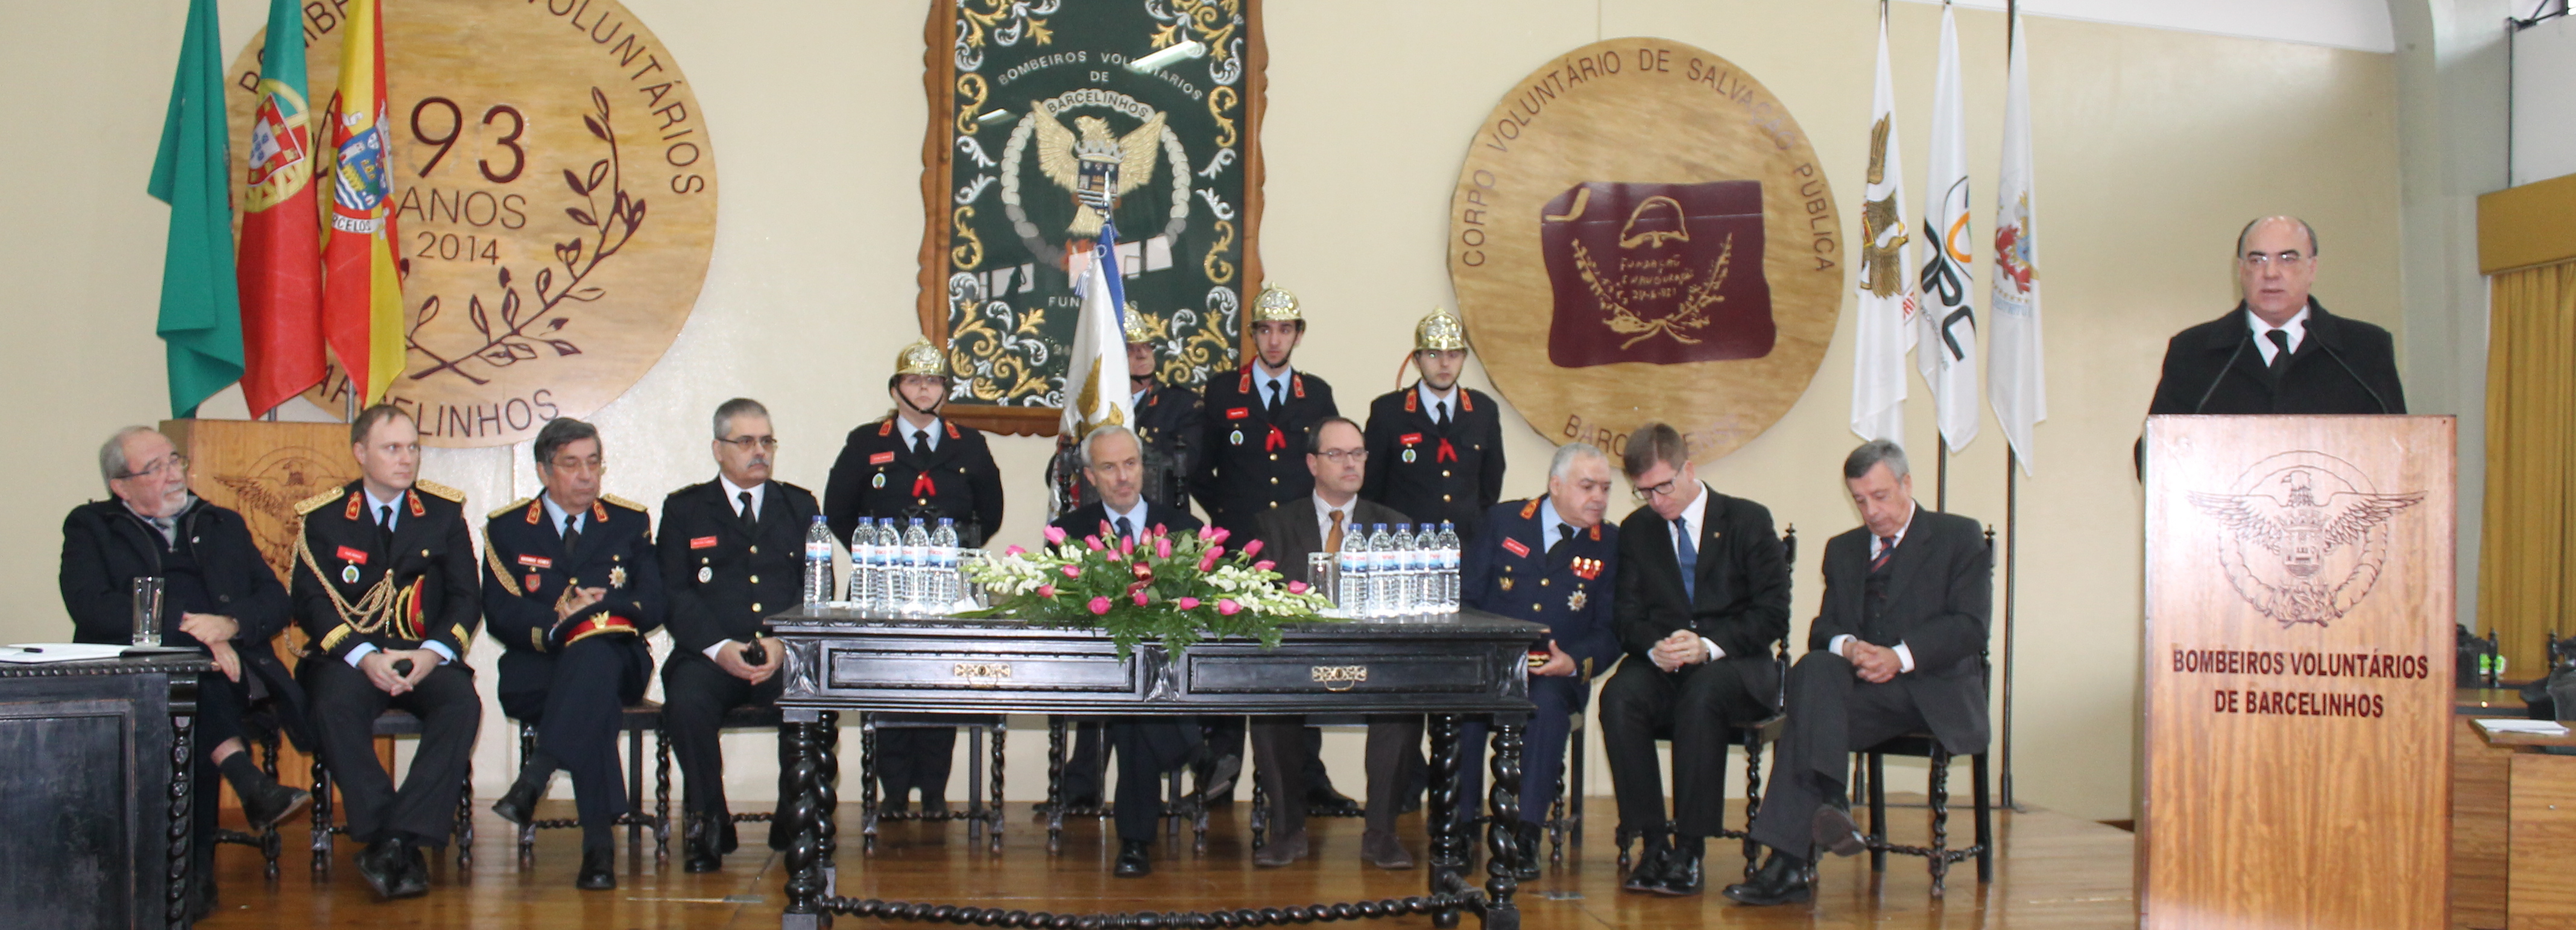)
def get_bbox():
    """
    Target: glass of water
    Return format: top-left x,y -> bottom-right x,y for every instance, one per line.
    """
1306,552 -> 1336,608
131,577 -> 165,648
